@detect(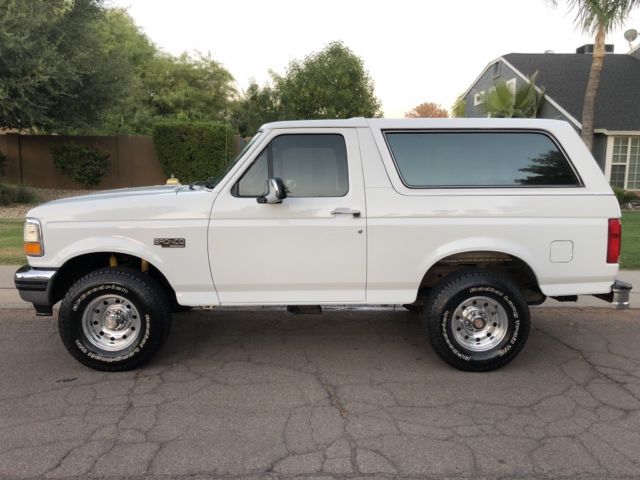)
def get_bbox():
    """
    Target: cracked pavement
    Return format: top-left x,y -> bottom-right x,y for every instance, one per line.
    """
0,306 -> 639,479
